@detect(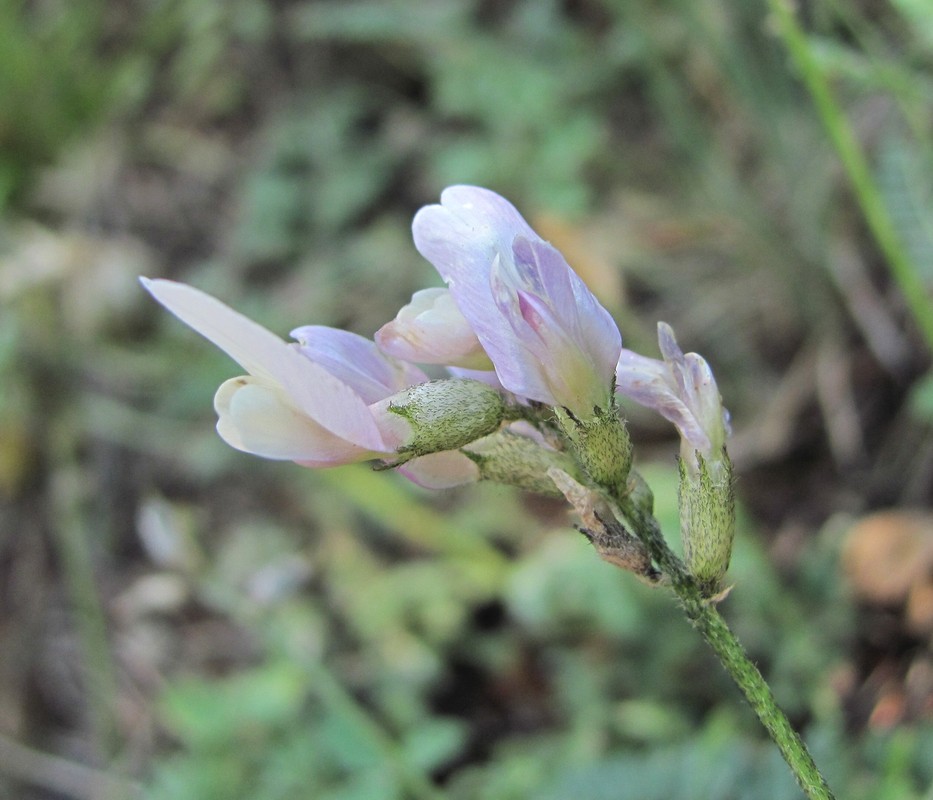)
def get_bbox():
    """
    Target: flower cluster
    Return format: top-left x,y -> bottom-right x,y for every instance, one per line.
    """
143,186 -> 733,591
